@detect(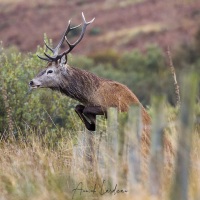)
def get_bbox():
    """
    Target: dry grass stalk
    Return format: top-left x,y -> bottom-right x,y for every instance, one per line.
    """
167,46 -> 181,107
